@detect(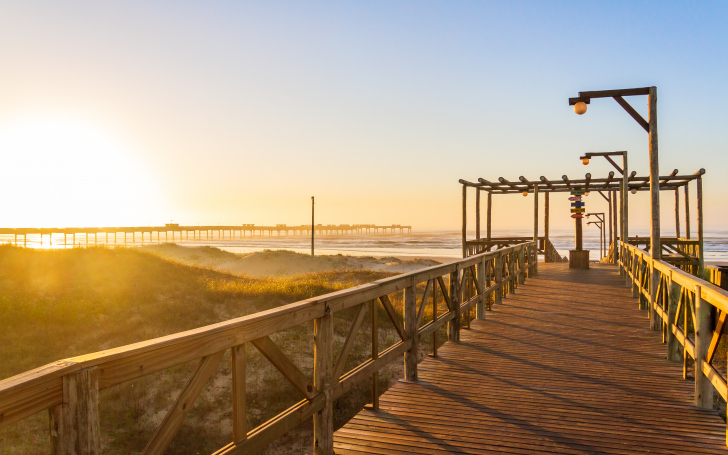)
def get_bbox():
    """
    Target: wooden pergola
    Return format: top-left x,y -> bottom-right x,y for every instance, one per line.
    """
458,168 -> 706,271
